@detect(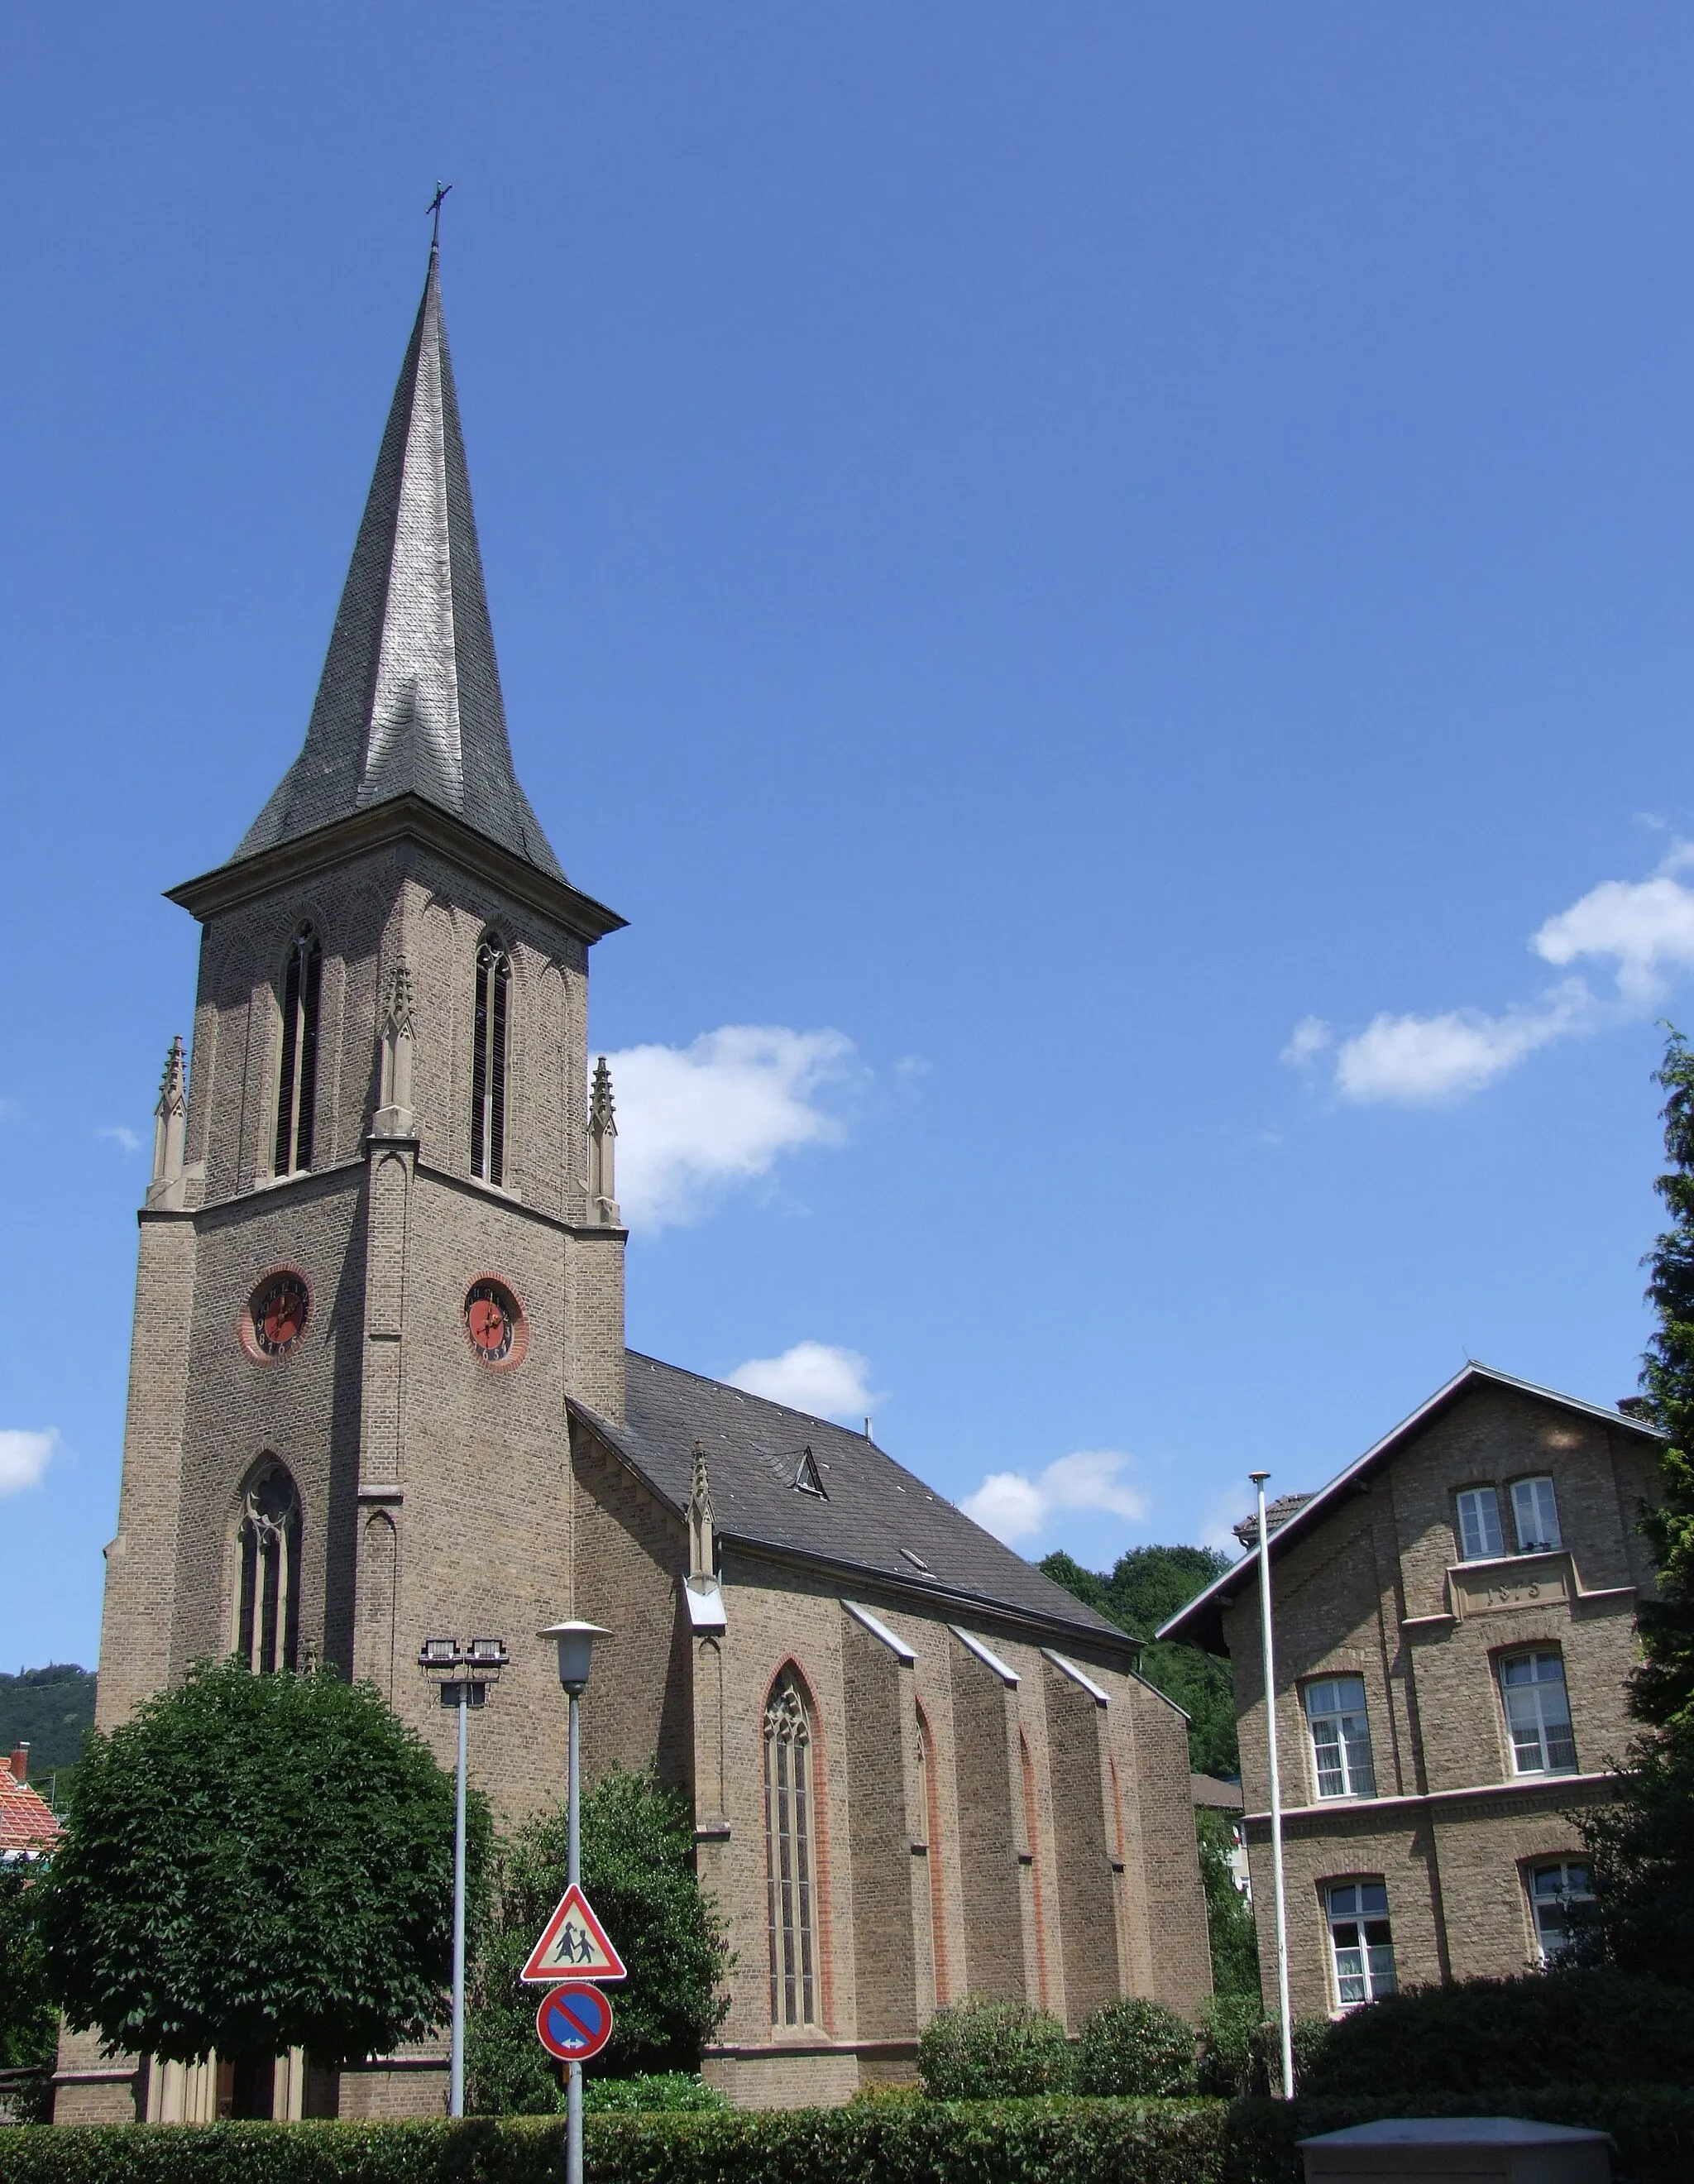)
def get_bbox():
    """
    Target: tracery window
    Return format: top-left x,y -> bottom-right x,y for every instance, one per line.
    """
274,927 -> 322,1176
763,1671 -> 820,2027
237,1461 -> 301,1674
471,936 -> 510,1185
